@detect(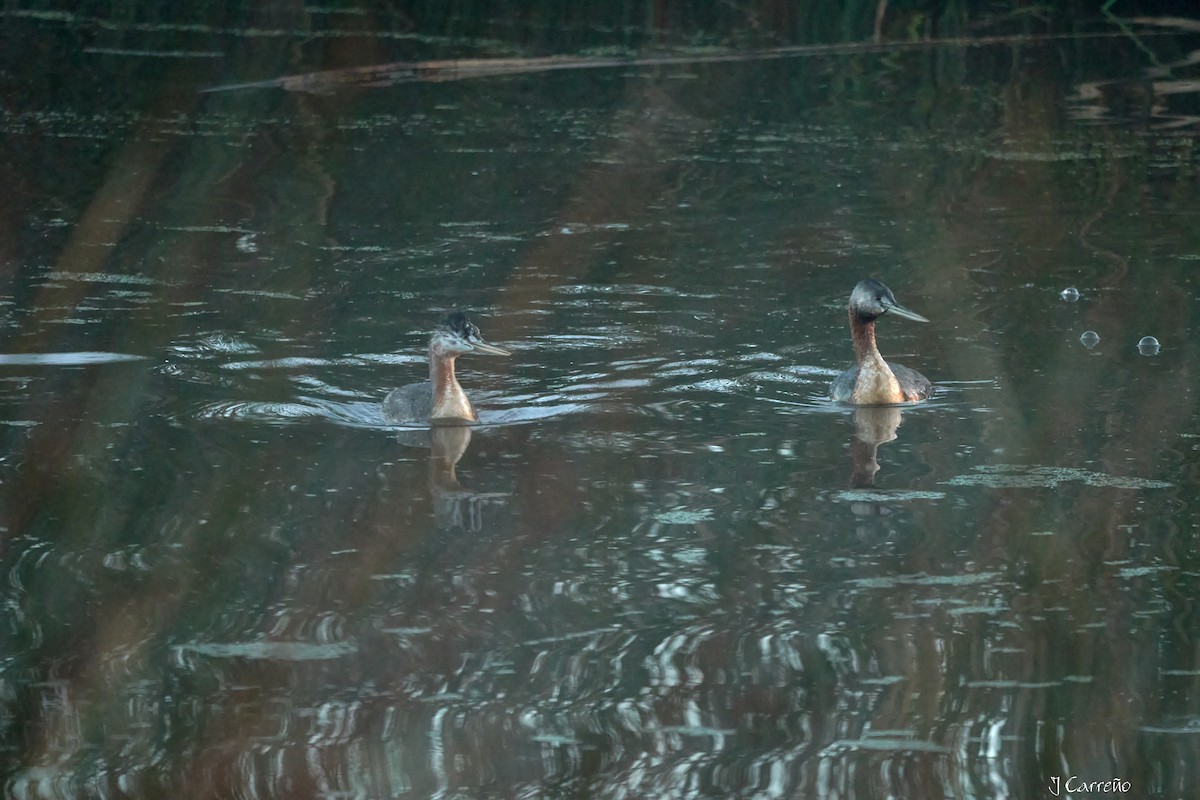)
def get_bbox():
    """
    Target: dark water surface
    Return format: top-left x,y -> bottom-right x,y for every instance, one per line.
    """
3,6 -> 1200,799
